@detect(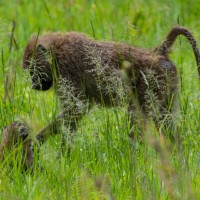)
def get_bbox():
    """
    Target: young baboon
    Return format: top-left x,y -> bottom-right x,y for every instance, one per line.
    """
0,121 -> 34,170
23,26 -> 200,145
